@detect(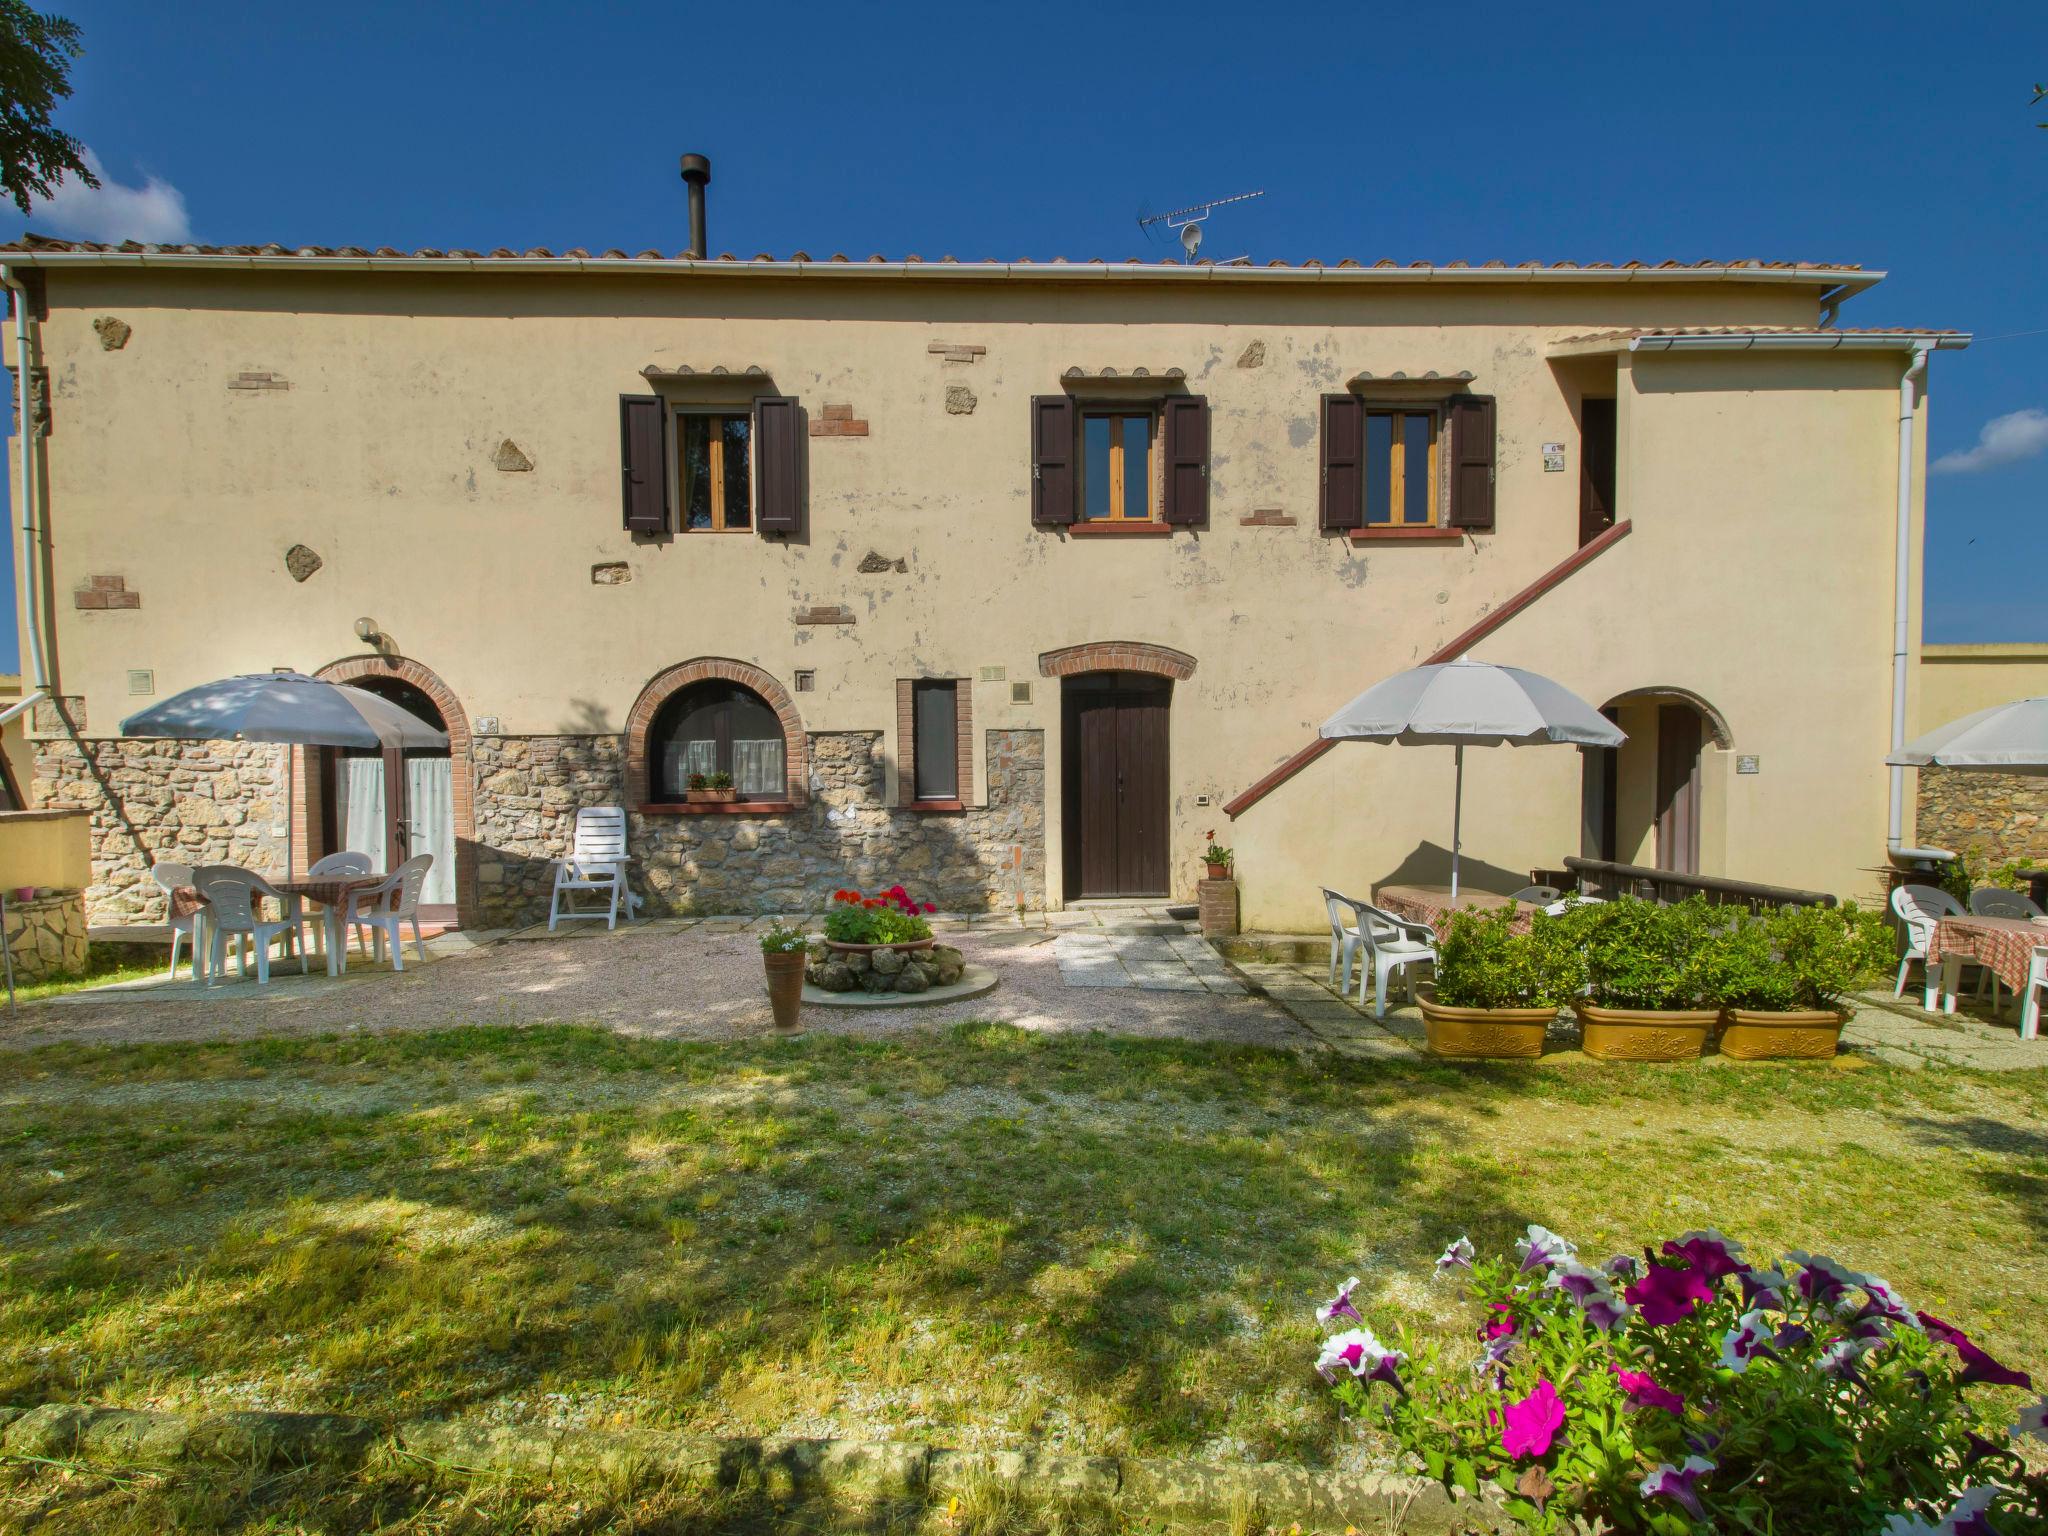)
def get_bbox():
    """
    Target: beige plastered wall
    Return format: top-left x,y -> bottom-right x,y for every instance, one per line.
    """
1919,645 -> 2048,724
7,269 -> 1919,925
